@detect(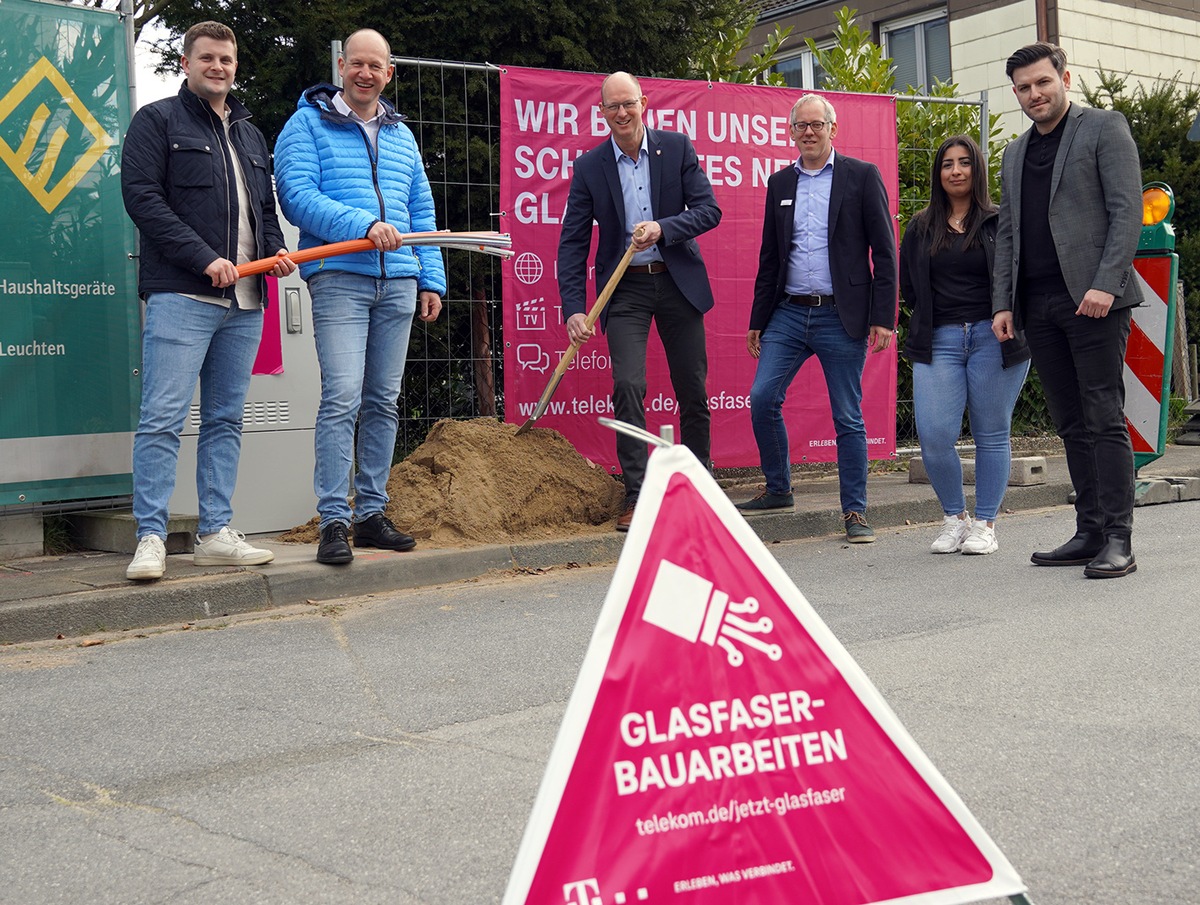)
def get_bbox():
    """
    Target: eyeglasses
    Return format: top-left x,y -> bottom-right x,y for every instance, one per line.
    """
790,120 -> 829,133
601,100 -> 642,113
